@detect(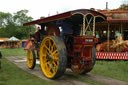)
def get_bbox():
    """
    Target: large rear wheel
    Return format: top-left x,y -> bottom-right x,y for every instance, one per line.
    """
40,36 -> 67,79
